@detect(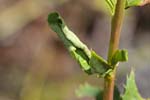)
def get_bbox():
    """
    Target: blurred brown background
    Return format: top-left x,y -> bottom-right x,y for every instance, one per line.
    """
0,0 -> 150,100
